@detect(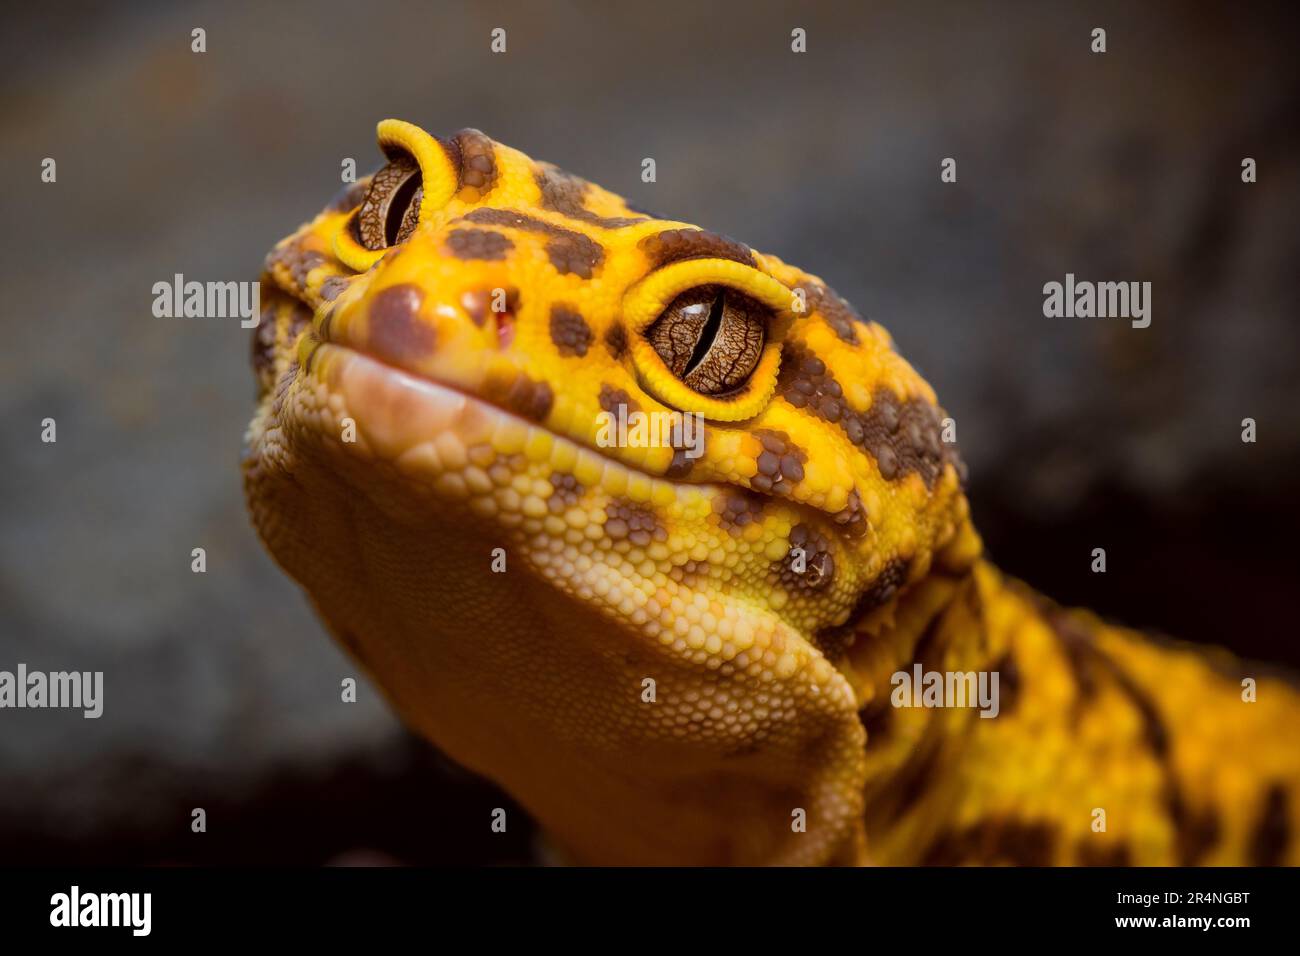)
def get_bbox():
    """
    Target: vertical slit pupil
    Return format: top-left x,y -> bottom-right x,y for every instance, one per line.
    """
683,289 -> 725,375
385,172 -> 422,245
